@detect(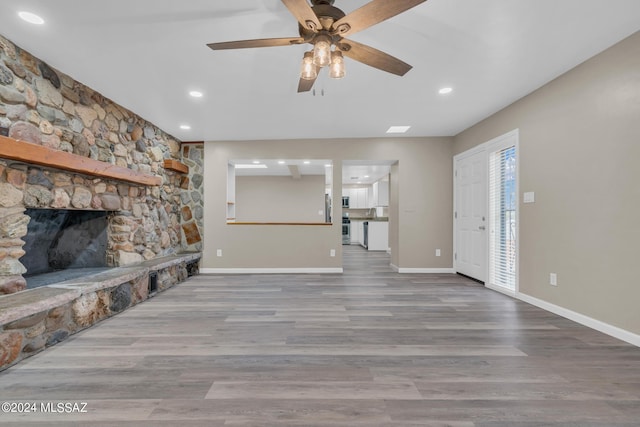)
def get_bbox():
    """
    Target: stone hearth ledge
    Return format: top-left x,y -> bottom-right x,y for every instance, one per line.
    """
0,287 -> 80,327
0,253 -> 201,327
